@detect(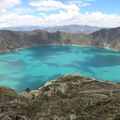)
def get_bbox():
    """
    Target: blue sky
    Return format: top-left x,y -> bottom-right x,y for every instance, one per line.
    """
0,0 -> 120,27
16,0 -> 120,14
81,0 -> 120,14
